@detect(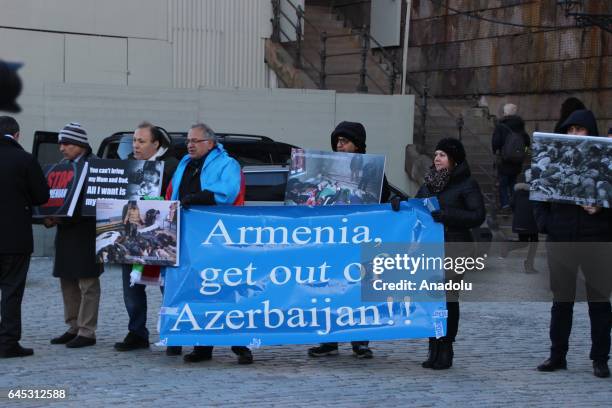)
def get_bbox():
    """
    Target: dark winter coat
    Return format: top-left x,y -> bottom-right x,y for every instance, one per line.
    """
510,183 -> 538,235
491,115 -> 531,176
533,201 -> 610,242
416,161 -> 486,242
0,136 -> 50,254
53,151 -> 103,279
